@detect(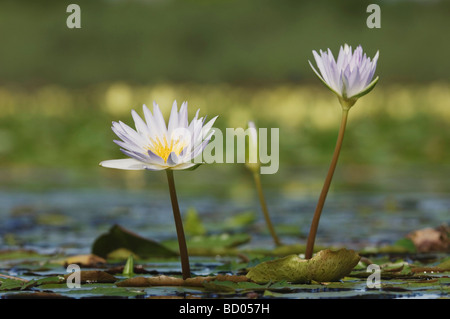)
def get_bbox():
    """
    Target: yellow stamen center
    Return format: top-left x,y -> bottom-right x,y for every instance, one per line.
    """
147,136 -> 186,163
